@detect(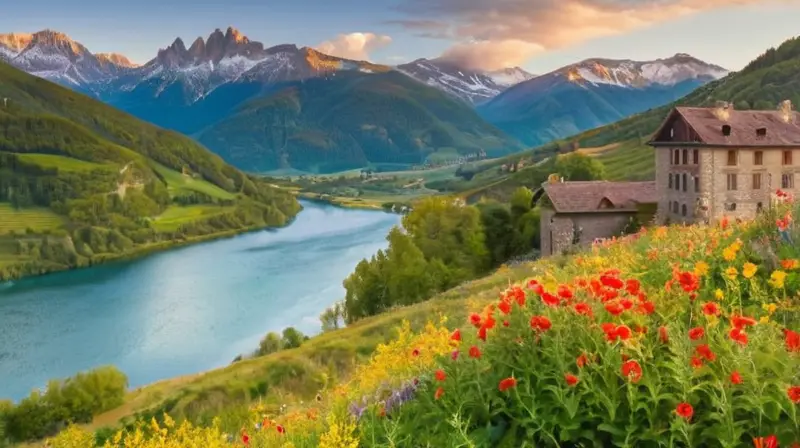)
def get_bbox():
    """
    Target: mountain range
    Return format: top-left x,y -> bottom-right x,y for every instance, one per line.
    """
0,27 -> 728,173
